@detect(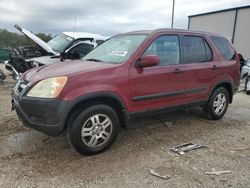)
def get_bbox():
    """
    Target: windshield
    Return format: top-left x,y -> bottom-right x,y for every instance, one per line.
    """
47,33 -> 74,53
83,34 -> 147,64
